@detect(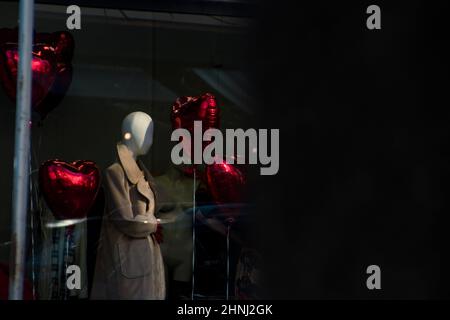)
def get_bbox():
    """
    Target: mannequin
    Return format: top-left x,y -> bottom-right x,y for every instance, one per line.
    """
91,111 -> 165,300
